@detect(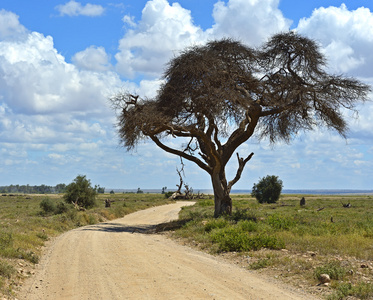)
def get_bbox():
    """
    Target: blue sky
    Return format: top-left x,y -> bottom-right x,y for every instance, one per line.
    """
0,0 -> 372,191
